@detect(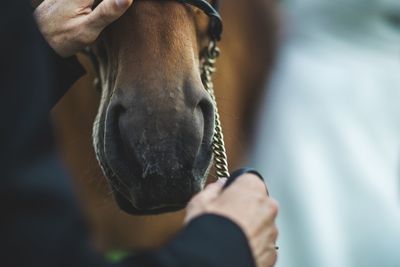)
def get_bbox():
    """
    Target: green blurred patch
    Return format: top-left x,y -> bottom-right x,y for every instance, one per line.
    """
105,250 -> 131,263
